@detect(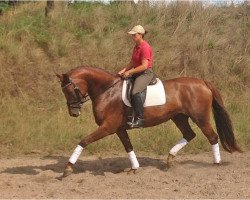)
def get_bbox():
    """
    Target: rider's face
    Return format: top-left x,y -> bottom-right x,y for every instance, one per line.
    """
131,33 -> 142,43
